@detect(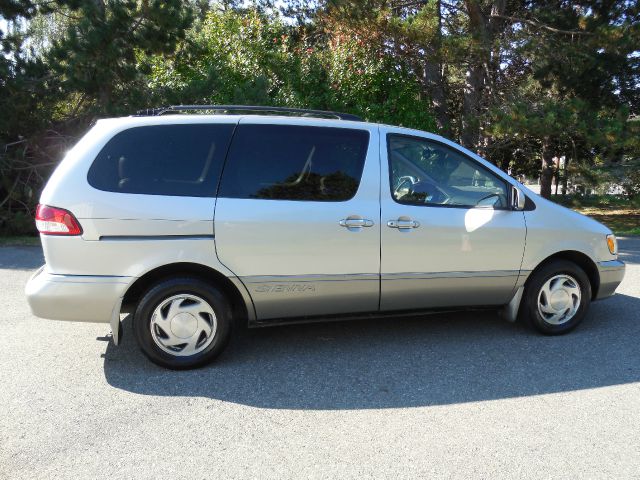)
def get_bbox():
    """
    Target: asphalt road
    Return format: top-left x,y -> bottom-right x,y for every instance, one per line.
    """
1,239 -> 639,479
